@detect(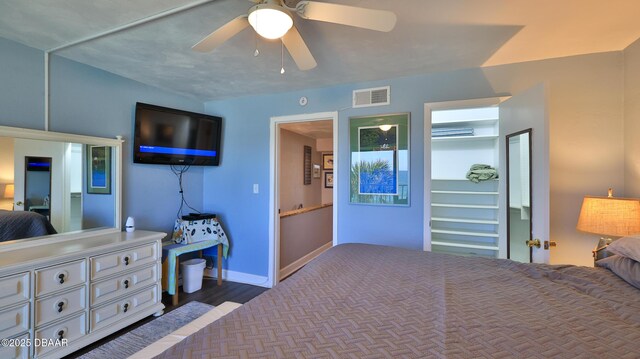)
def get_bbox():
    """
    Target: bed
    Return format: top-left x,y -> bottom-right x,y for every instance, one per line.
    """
150,243 -> 640,358
0,209 -> 57,241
